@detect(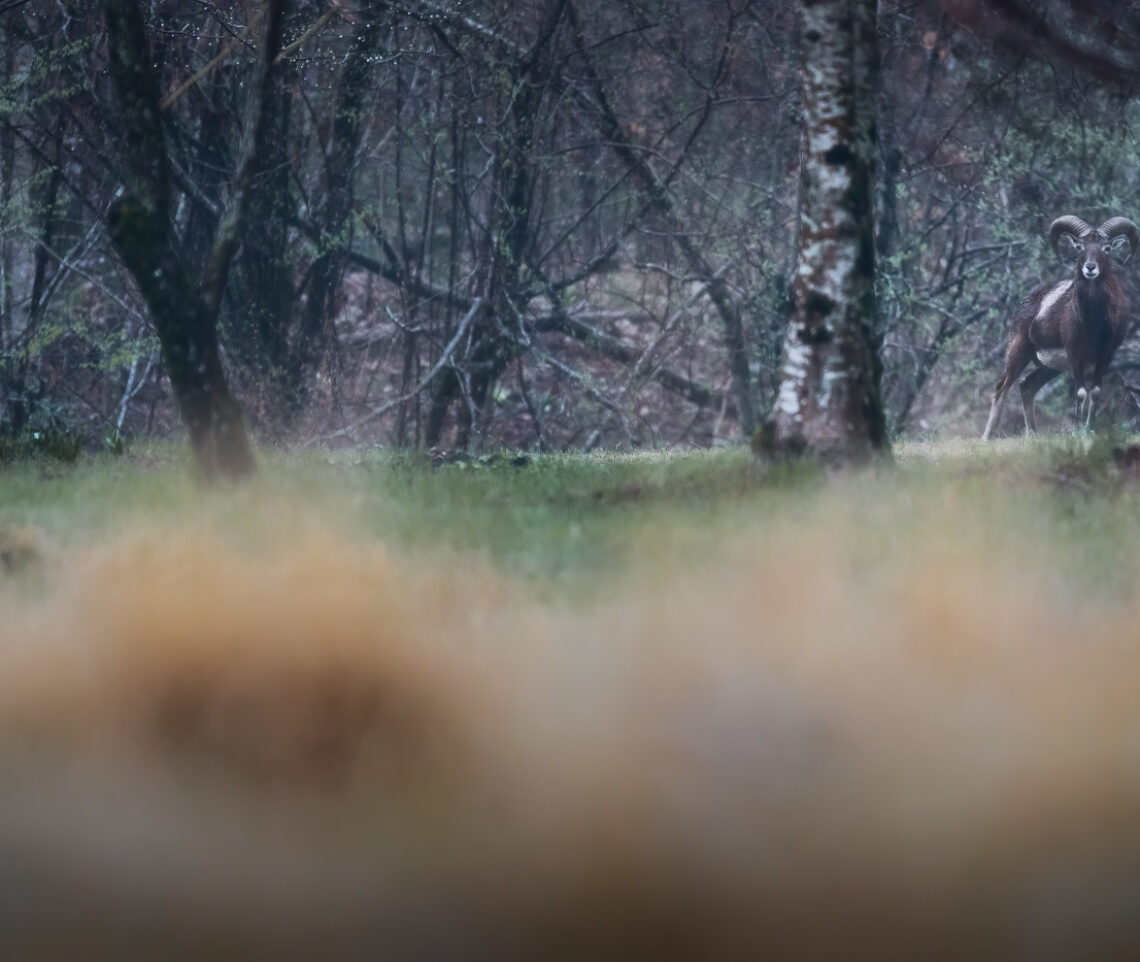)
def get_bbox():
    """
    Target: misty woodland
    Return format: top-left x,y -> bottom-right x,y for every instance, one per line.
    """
2,0 -> 1140,471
